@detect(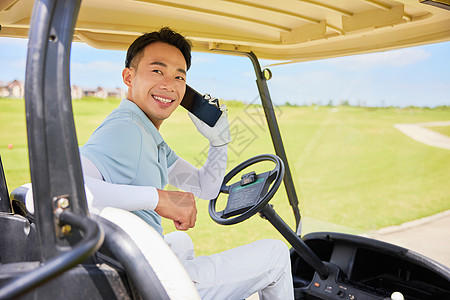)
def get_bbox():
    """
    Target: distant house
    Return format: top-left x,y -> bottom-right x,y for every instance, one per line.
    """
0,80 -> 24,98
1,80 -> 124,100
0,81 -> 9,97
71,85 -> 83,99
80,86 -> 124,99
107,87 -> 126,99
9,80 -> 25,98
82,87 -> 108,99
